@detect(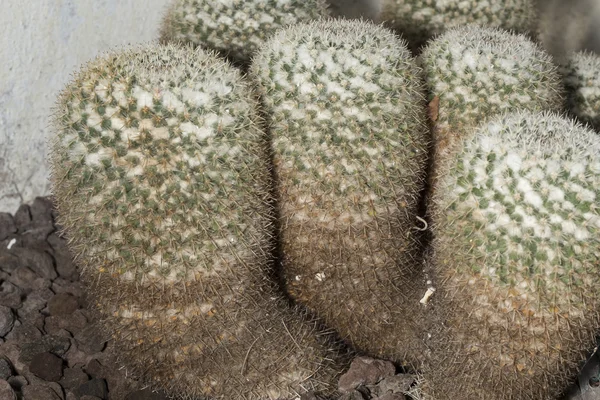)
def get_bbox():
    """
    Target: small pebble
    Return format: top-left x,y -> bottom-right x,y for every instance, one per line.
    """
20,226 -> 56,250
0,281 -> 23,309
75,378 -> 108,399
9,266 -> 46,290
0,306 -> 15,337
45,310 -> 88,336
19,288 -> 54,317
59,367 -> 90,391
22,383 -> 62,400
0,251 -> 20,273
47,235 -> 78,281
29,352 -> 64,382
378,374 -> 415,395
85,359 -> 103,379
0,213 -> 16,242
338,356 -> 396,393
11,248 -> 57,280
51,279 -> 83,297
75,325 -> 107,354
46,381 -> 67,400
0,357 -> 12,380
55,254 -> 78,281
7,375 -> 28,390
20,335 -> 71,363
0,379 -> 16,400
30,197 -> 54,224
6,323 -> 42,342
66,392 -> 77,400
48,293 -> 79,317
13,205 -> 32,232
